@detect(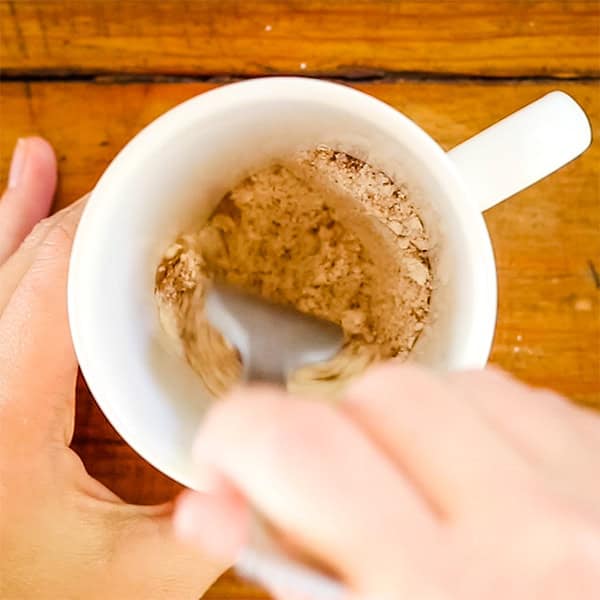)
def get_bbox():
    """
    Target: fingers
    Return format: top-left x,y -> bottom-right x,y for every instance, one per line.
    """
173,478 -> 249,562
0,199 -> 86,316
193,384 -> 439,592
448,368 -> 600,496
0,200 -> 83,448
0,137 -> 56,263
343,363 -> 534,518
